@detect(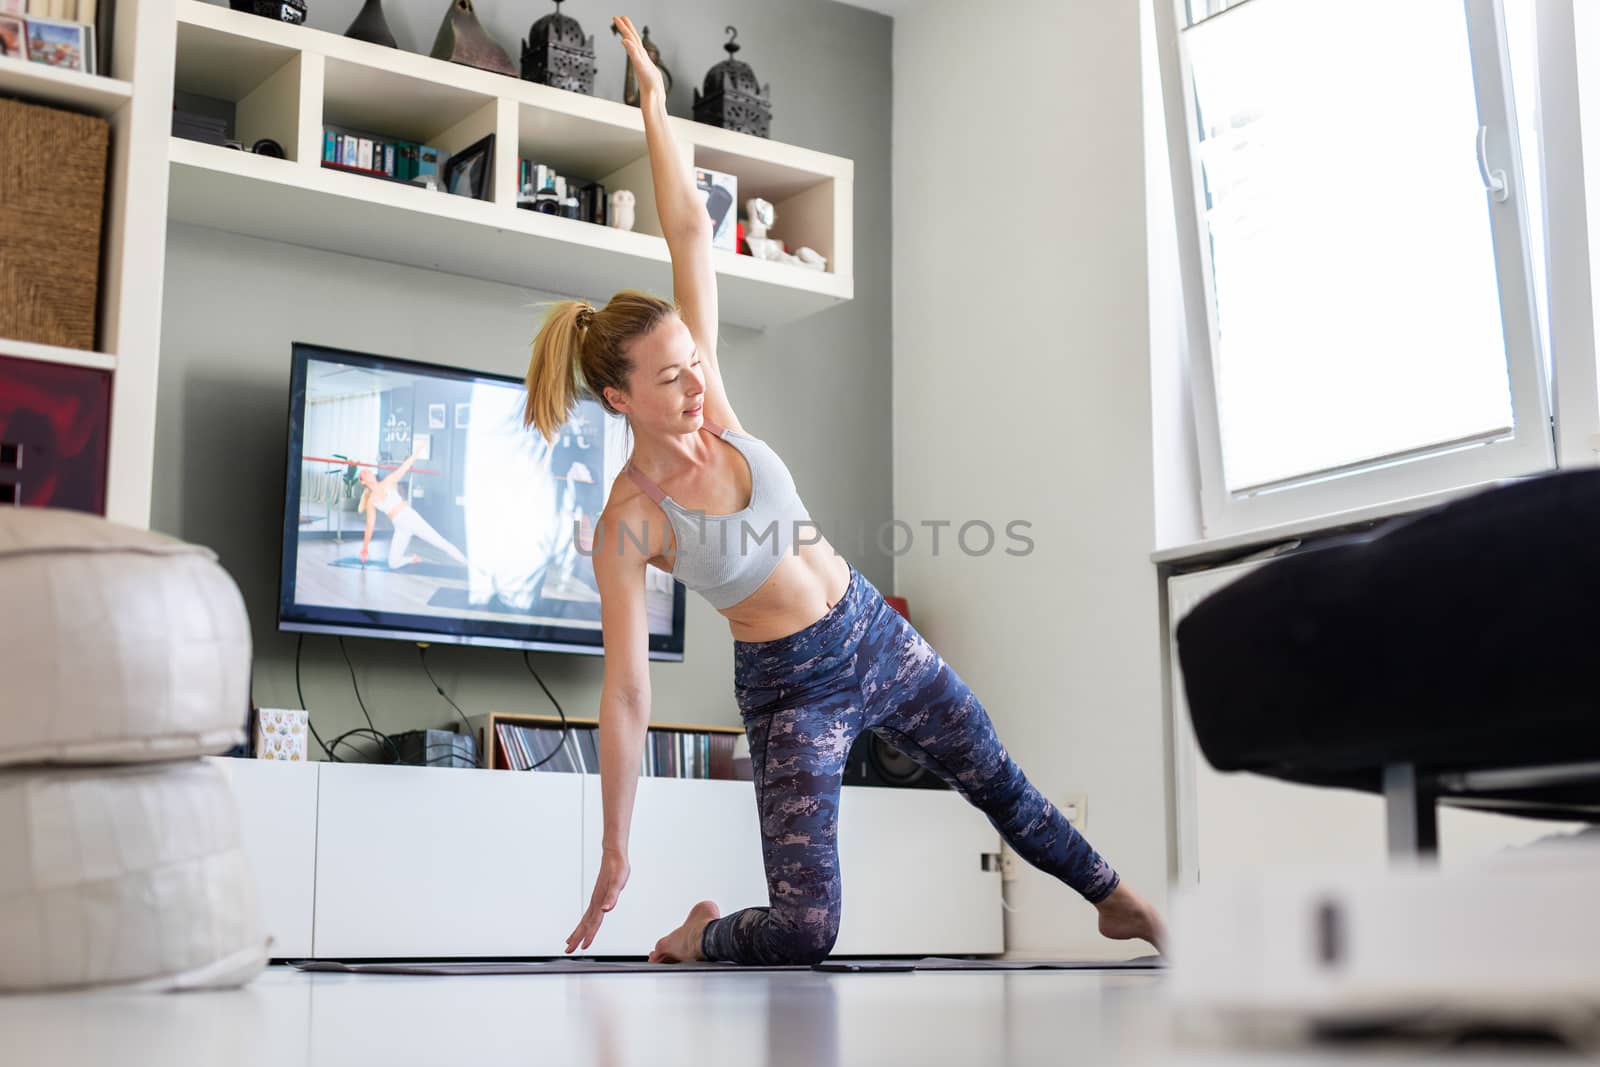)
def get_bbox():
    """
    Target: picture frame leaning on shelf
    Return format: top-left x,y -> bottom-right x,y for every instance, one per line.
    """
443,133 -> 494,200
22,14 -> 94,73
